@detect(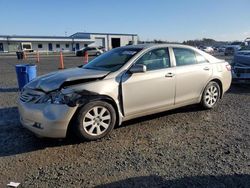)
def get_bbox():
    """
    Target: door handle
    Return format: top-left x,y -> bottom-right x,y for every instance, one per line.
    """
203,67 -> 210,71
165,72 -> 175,77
